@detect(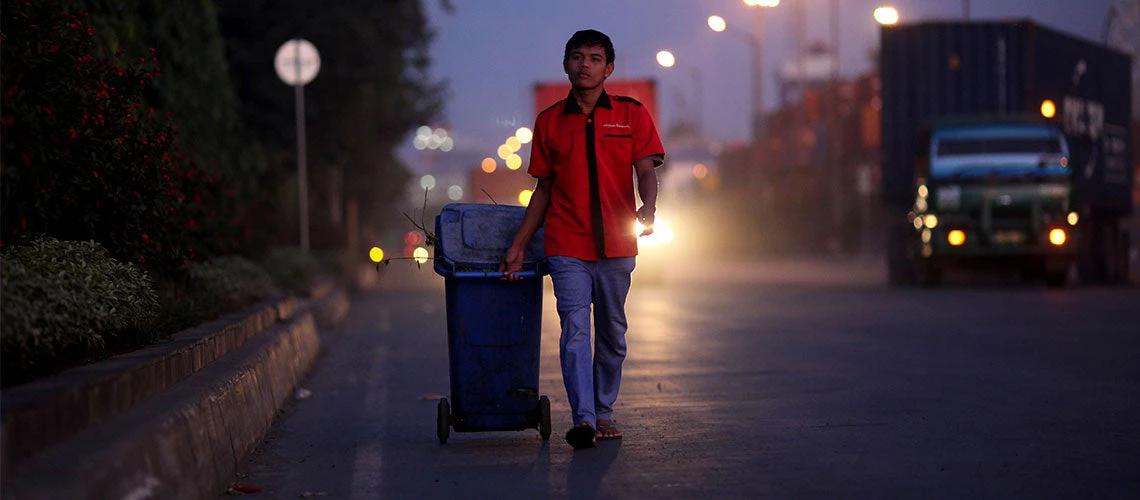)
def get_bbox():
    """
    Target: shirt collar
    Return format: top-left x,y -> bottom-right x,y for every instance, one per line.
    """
563,90 -> 613,115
